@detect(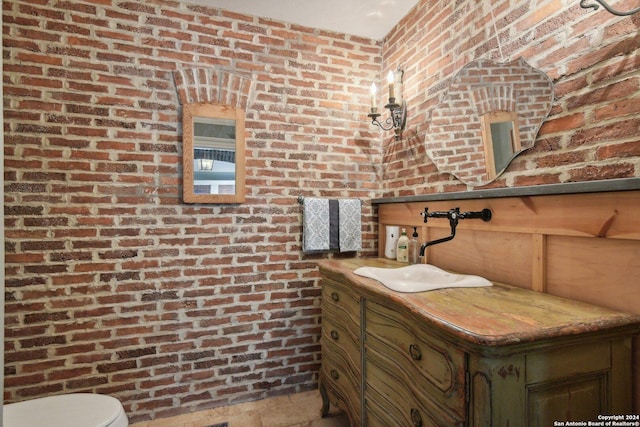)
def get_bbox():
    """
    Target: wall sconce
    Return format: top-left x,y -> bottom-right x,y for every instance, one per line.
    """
199,158 -> 214,171
368,69 -> 407,140
580,0 -> 640,16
